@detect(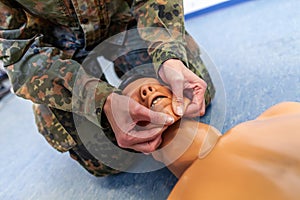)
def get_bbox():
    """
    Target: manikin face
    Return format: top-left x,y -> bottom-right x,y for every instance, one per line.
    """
122,78 -> 180,121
